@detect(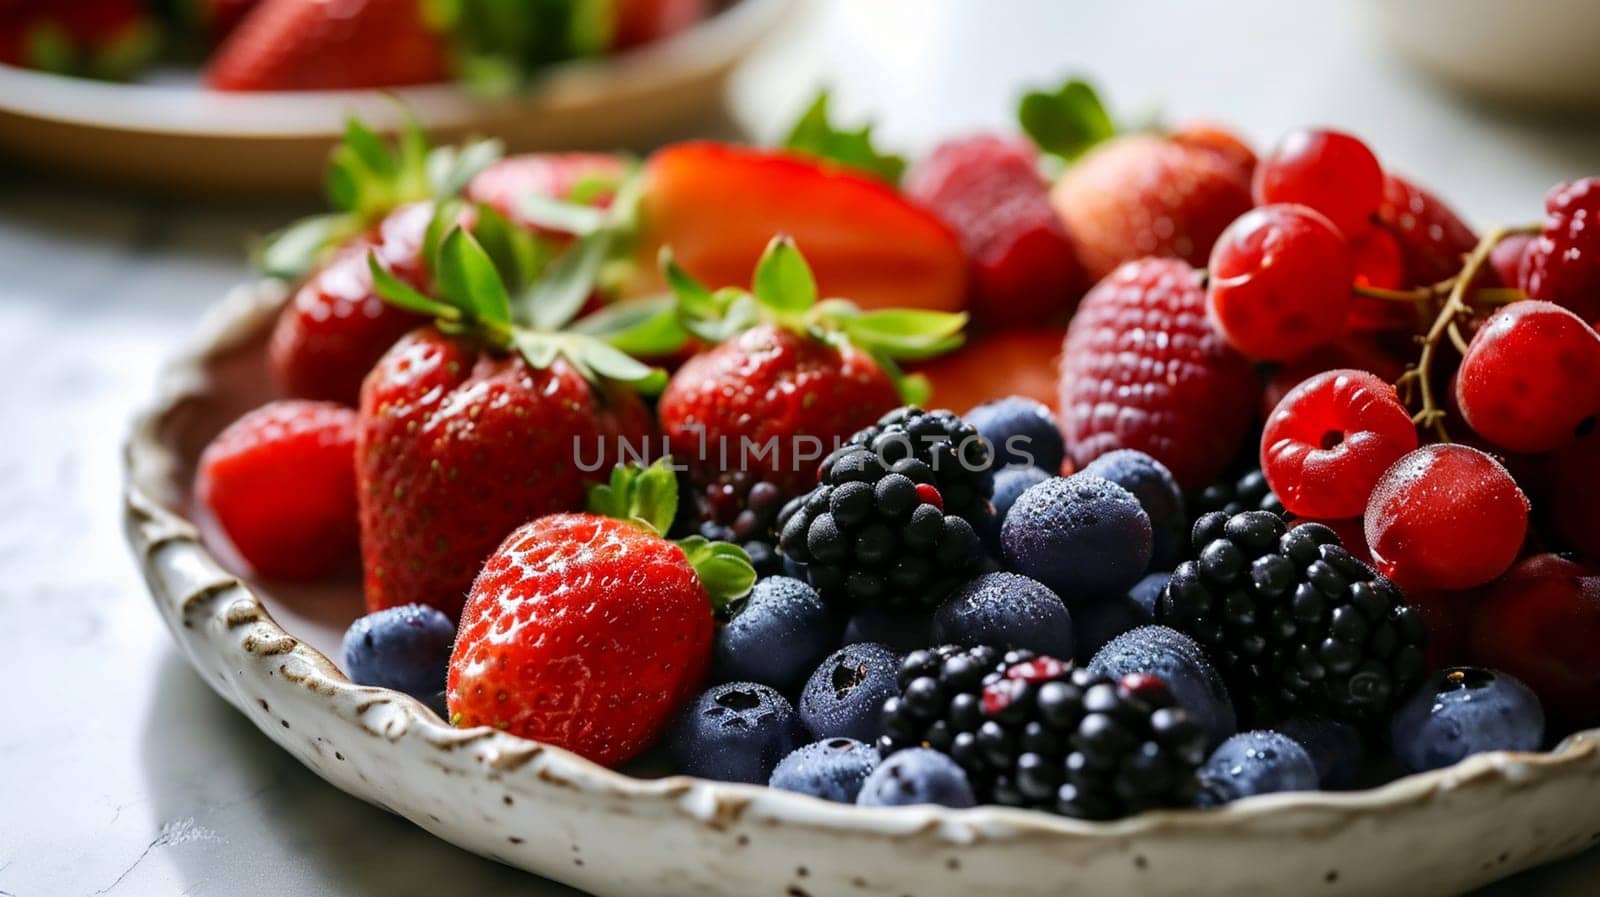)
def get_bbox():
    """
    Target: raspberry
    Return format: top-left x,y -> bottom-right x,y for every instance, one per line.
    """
1253,129 -> 1383,237
1261,369 -> 1419,520
1364,444 -> 1529,591
906,135 -> 1084,327
1520,178 -> 1600,324
196,400 -> 359,580
1058,258 -> 1258,490
1206,204 -> 1355,361
1454,300 -> 1600,454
